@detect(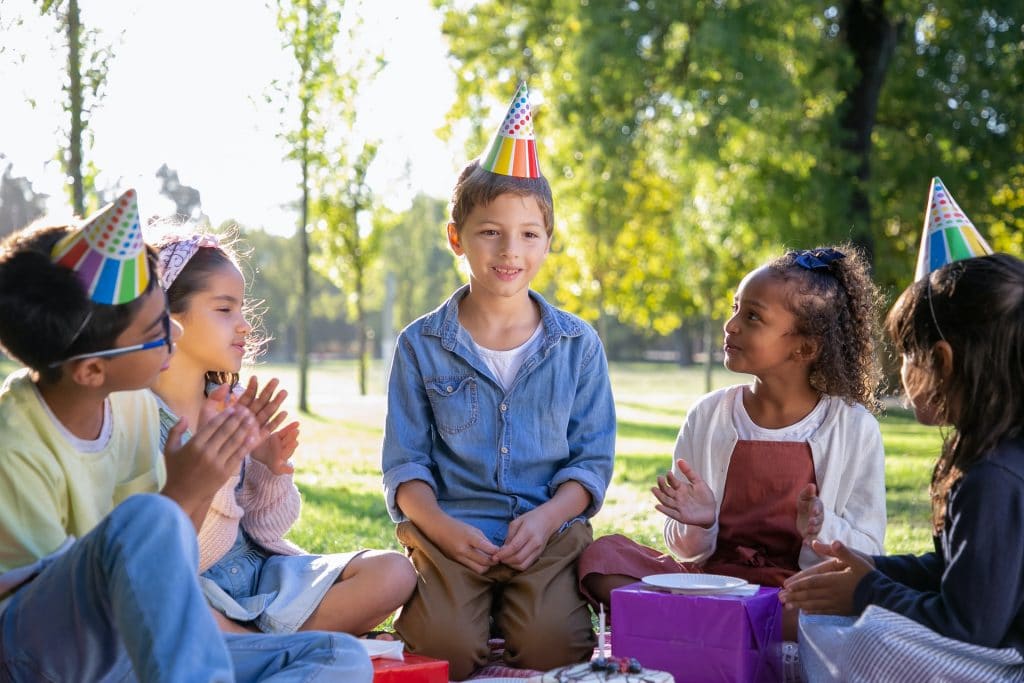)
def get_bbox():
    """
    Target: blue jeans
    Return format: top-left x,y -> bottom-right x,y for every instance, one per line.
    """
0,494 -> 371,682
